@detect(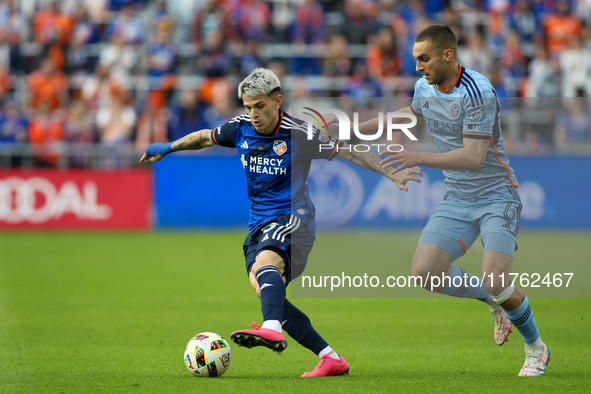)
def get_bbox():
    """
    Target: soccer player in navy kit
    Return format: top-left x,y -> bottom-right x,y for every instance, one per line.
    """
140,68 -> 423,377
374,25 -> 549,376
